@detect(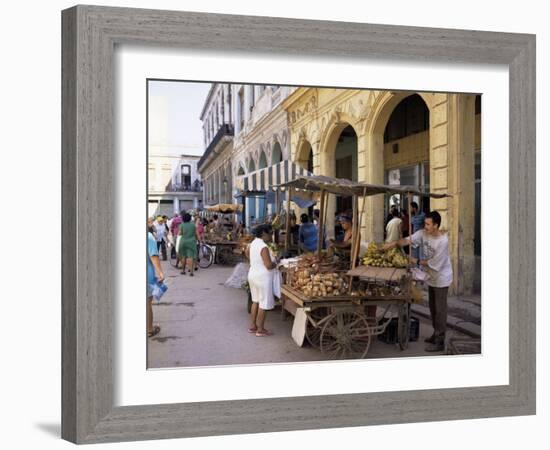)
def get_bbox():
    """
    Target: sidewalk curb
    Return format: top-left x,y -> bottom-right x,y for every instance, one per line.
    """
411,304 -> 481,339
